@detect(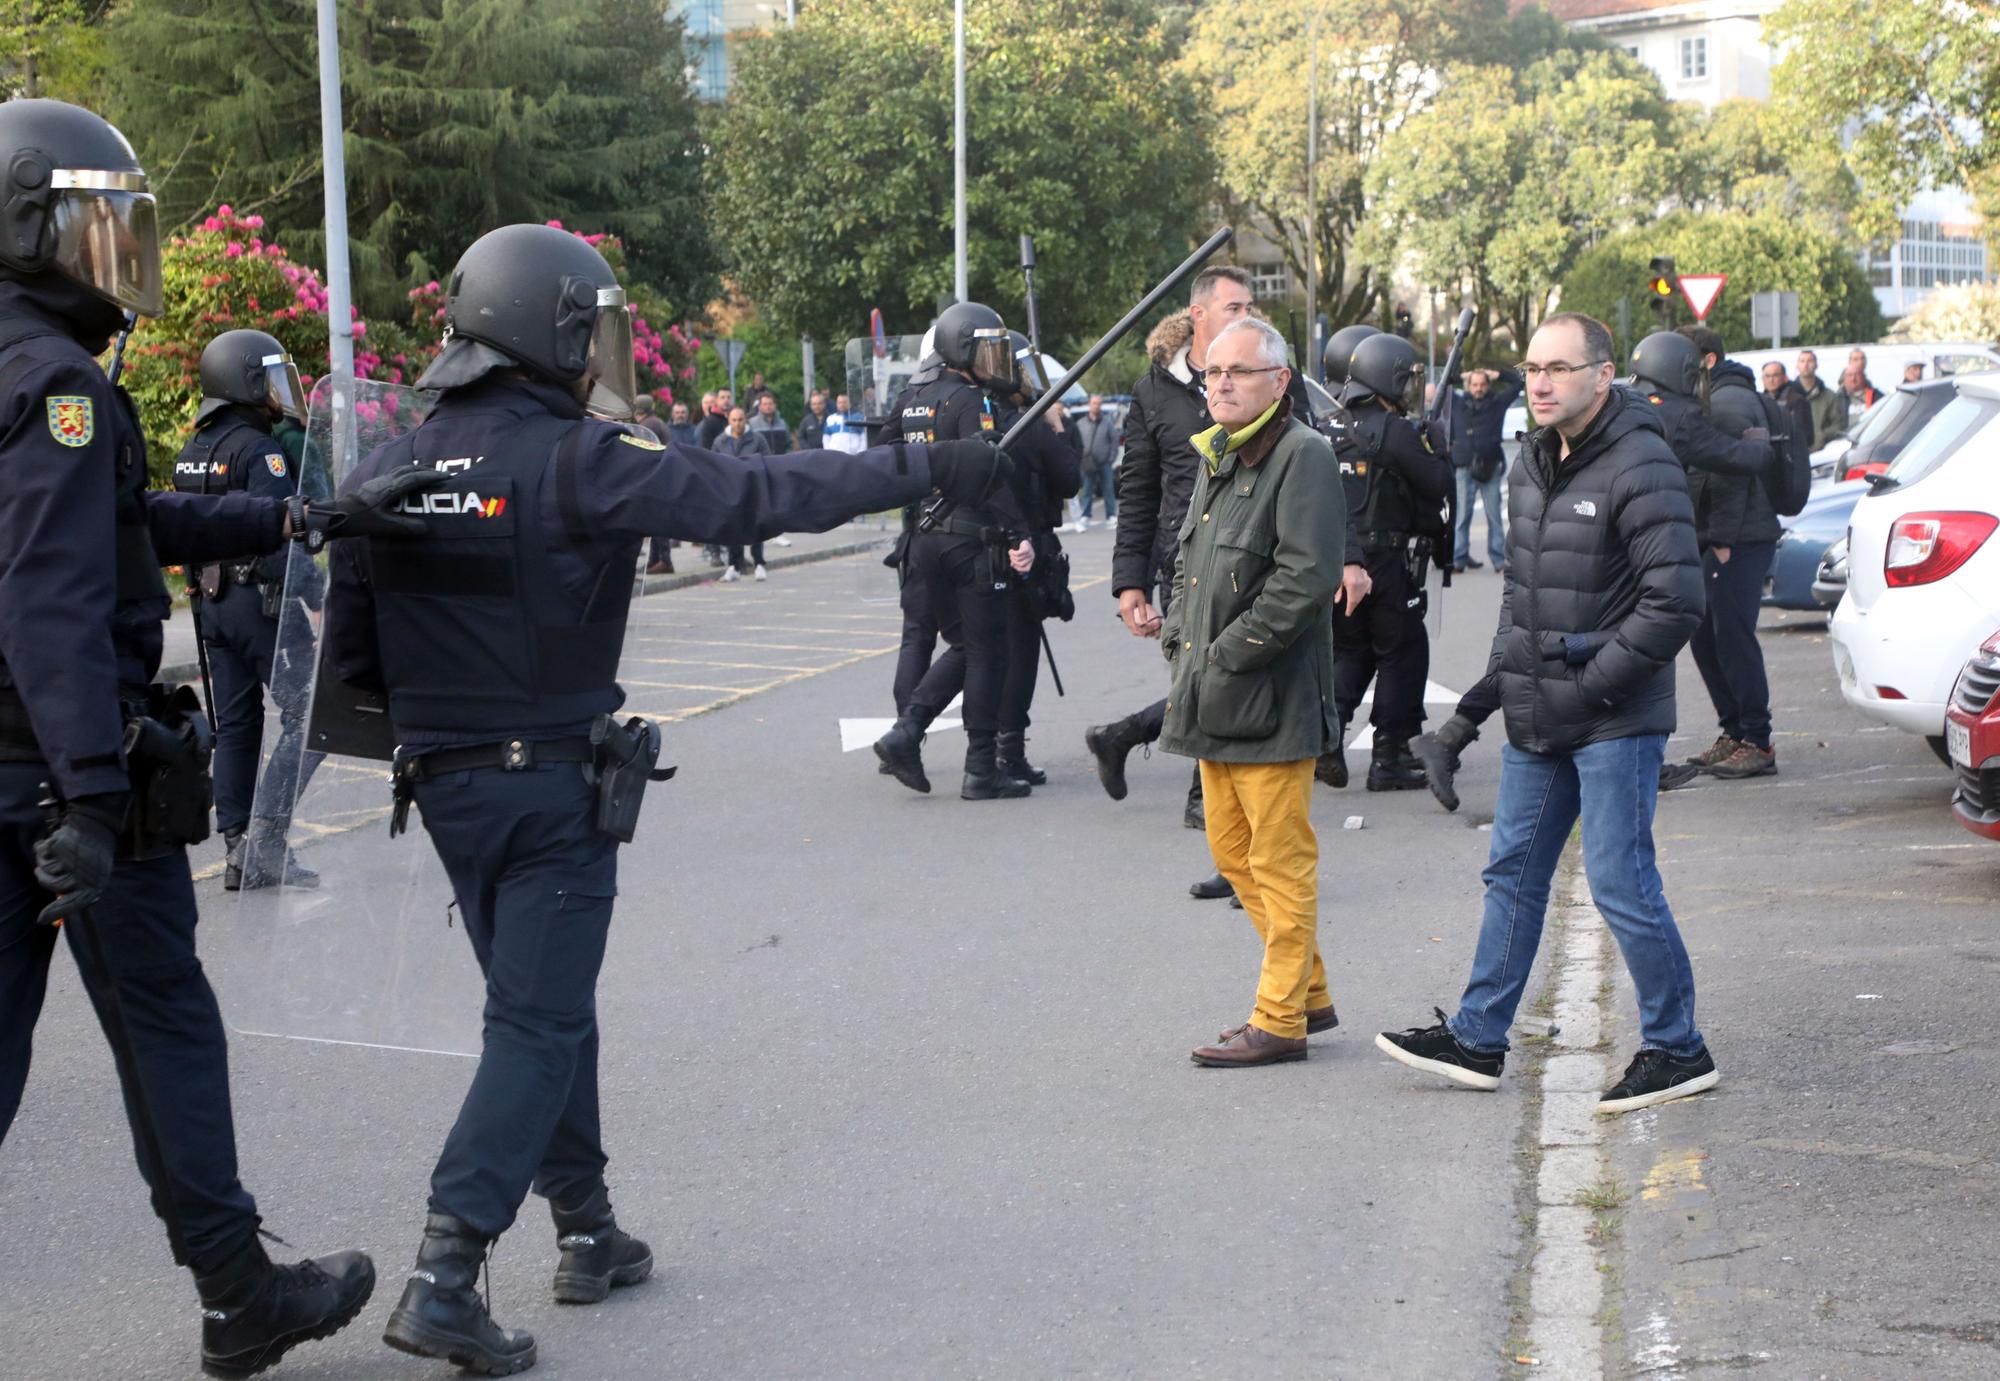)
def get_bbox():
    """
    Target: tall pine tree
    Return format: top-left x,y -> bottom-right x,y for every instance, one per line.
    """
104,0 -> 716,320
